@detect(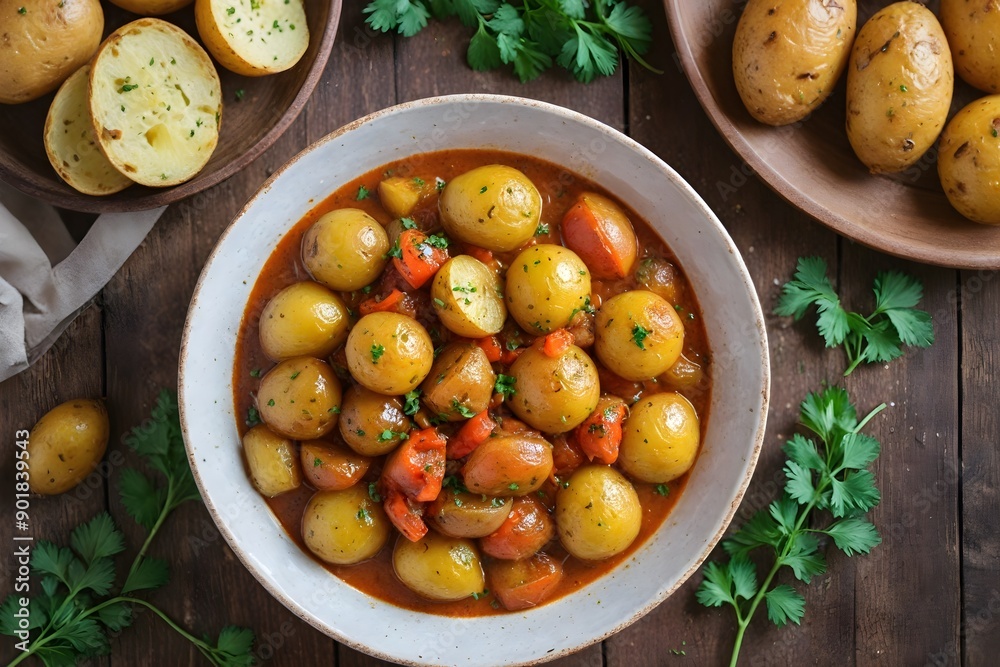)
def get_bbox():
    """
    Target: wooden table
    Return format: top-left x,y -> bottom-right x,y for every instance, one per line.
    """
3,2 -> 998,665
